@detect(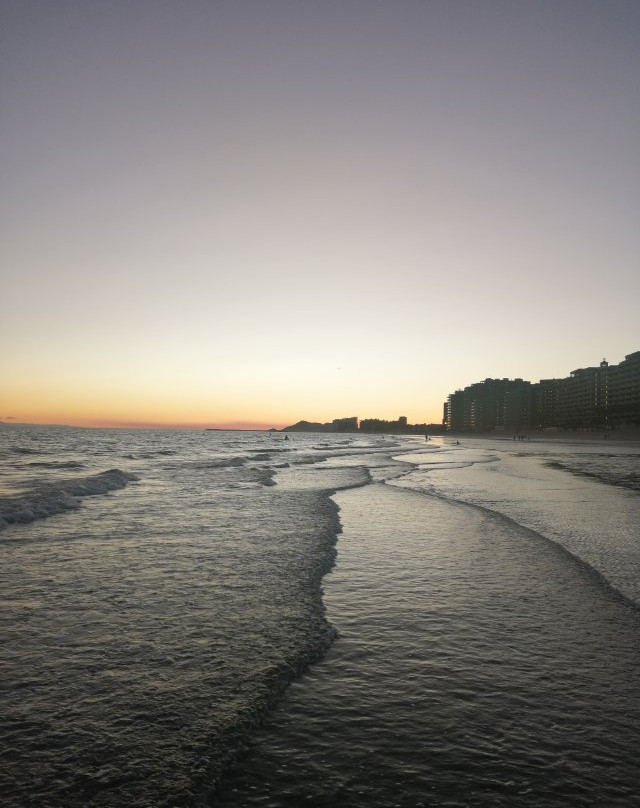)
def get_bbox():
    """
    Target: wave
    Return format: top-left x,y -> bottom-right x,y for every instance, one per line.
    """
194,457 -> 246,469
122,450 -> 177,459
229,468 -> 277,488
0,469 -> 139,530
417,461 -> 478,470
392,450 -> 640,607
162,457 -> 247,471
418,483 -> 640,610
26,461 -> 86,470
289,454 -> 329,466
275,465 -> 372,493
545,458 -> 640,492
